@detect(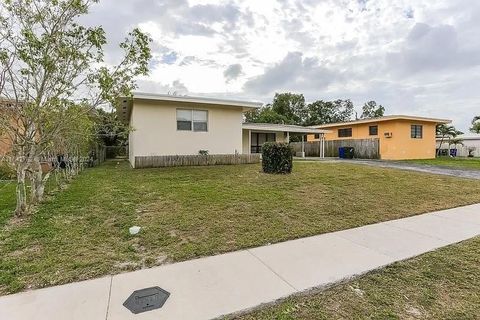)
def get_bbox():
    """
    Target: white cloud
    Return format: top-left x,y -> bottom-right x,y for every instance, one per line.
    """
84,0 -> 480,131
